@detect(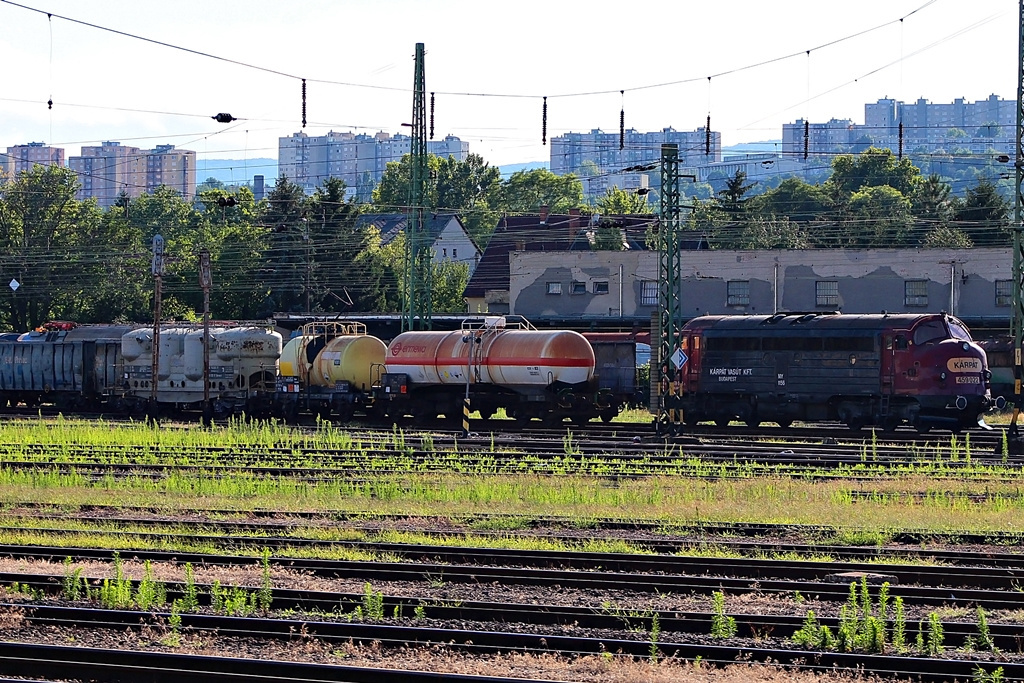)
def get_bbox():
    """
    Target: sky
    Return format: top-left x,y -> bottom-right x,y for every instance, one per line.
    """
0,0 -> 1017,177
